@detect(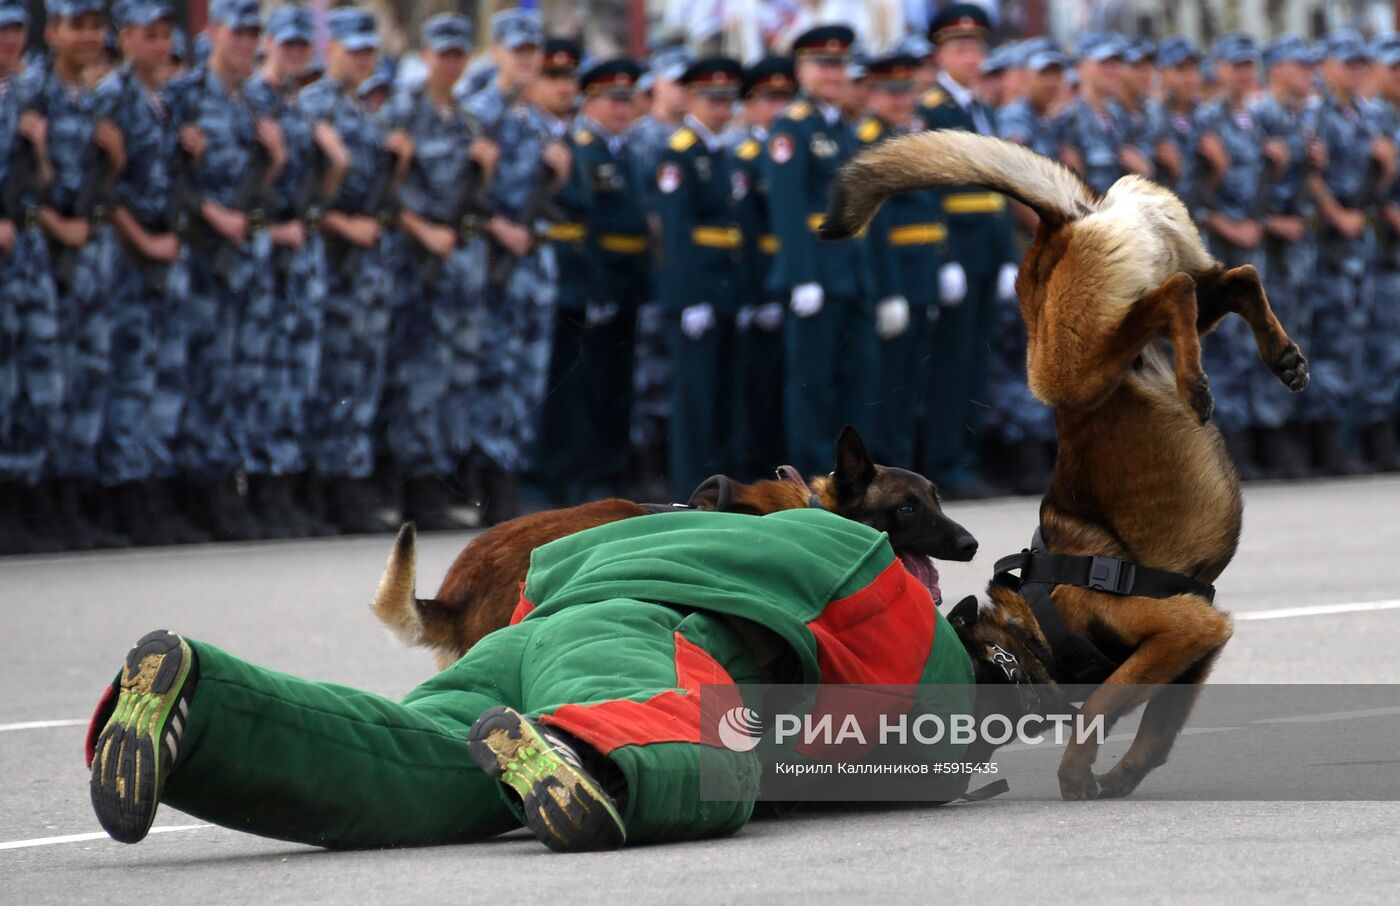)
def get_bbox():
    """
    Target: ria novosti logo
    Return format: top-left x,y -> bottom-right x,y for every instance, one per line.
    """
716,706 -> 764,752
